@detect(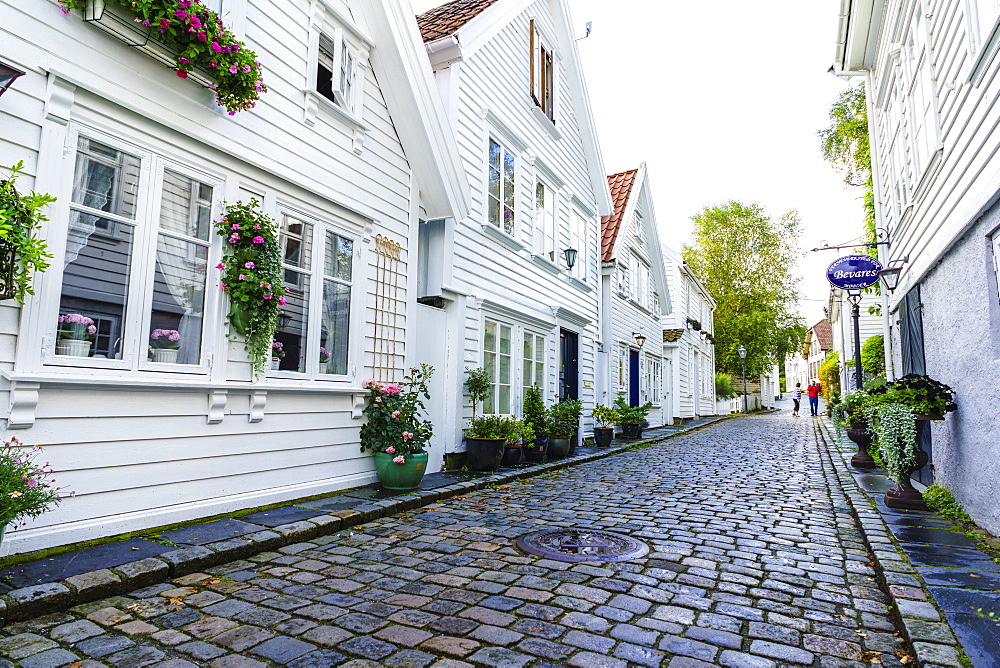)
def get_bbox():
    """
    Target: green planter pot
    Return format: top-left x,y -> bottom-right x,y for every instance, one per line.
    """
374,451 -> 428,490
547,436 -> 572,459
